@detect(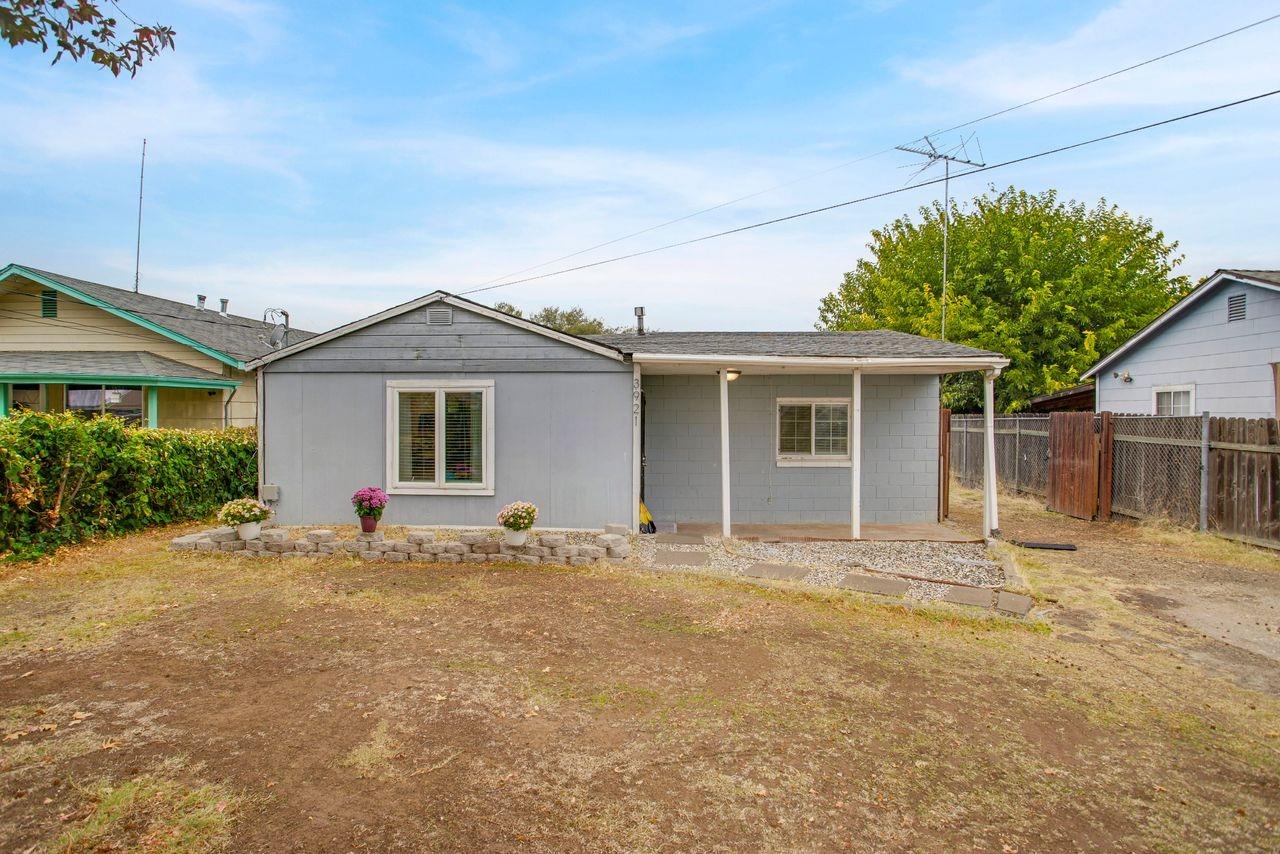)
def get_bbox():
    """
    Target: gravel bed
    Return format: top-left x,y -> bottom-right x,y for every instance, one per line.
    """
632,535 -> 1004,593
